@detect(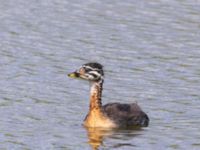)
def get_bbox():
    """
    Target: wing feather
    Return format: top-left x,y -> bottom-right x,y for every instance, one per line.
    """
102,103 -> 149,127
